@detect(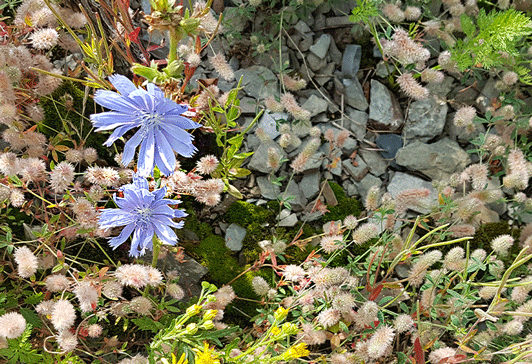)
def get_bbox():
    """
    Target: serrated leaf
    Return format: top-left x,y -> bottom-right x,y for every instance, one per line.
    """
24,293 -> 44,305
460,13 -> 476,38
20,308 -> 41,328
132,317 -> 163,333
